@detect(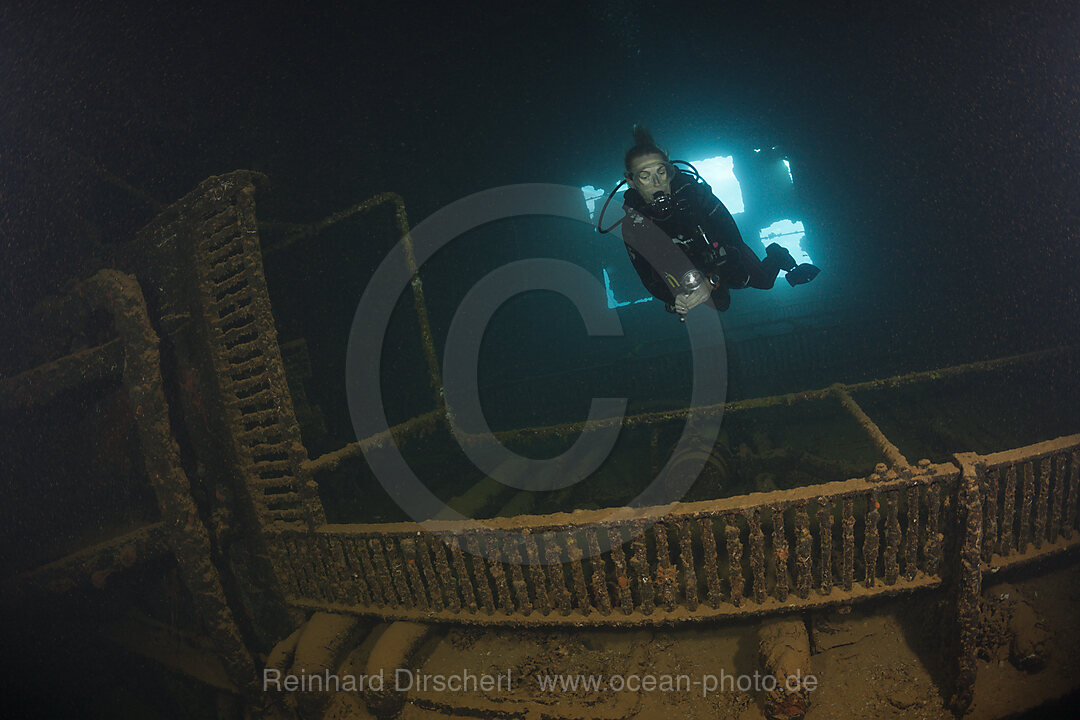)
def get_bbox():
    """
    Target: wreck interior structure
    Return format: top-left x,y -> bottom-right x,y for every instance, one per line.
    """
2,172 -> 1079,720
